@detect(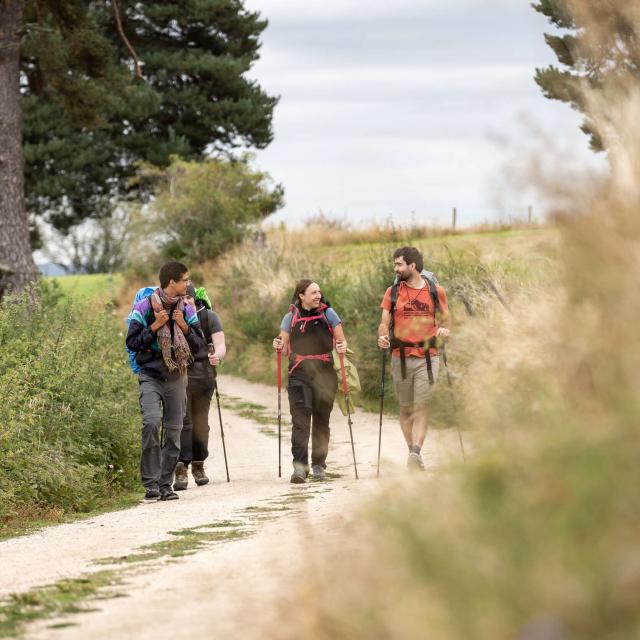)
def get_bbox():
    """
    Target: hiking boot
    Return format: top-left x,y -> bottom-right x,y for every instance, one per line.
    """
191,461 -> 209,486
173,462 -> 188,491
290,462 -> 308,484
159,487 -> 179,501
311,465 -> 326,481
144,488 -> 160,500
407,452 -> 425,472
